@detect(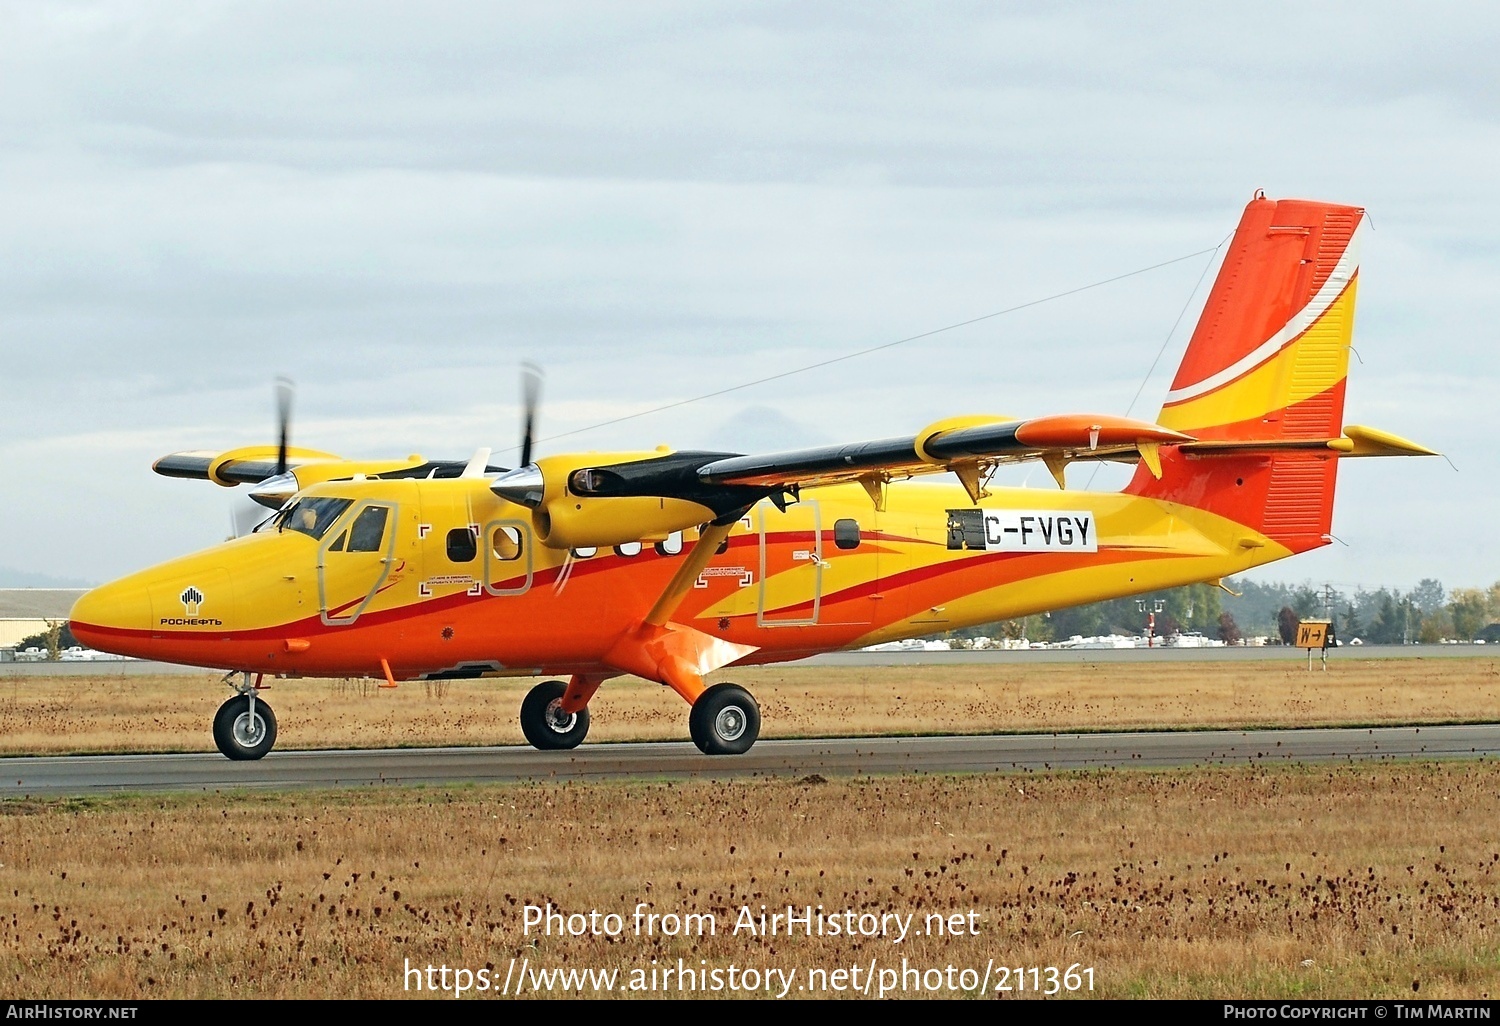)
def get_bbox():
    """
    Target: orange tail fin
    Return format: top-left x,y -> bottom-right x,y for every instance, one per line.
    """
1128,194 -> 1365,553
